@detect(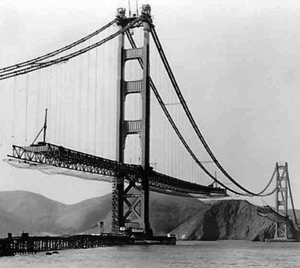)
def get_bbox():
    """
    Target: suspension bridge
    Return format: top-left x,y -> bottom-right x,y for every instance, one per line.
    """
0,5 -> 298,240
